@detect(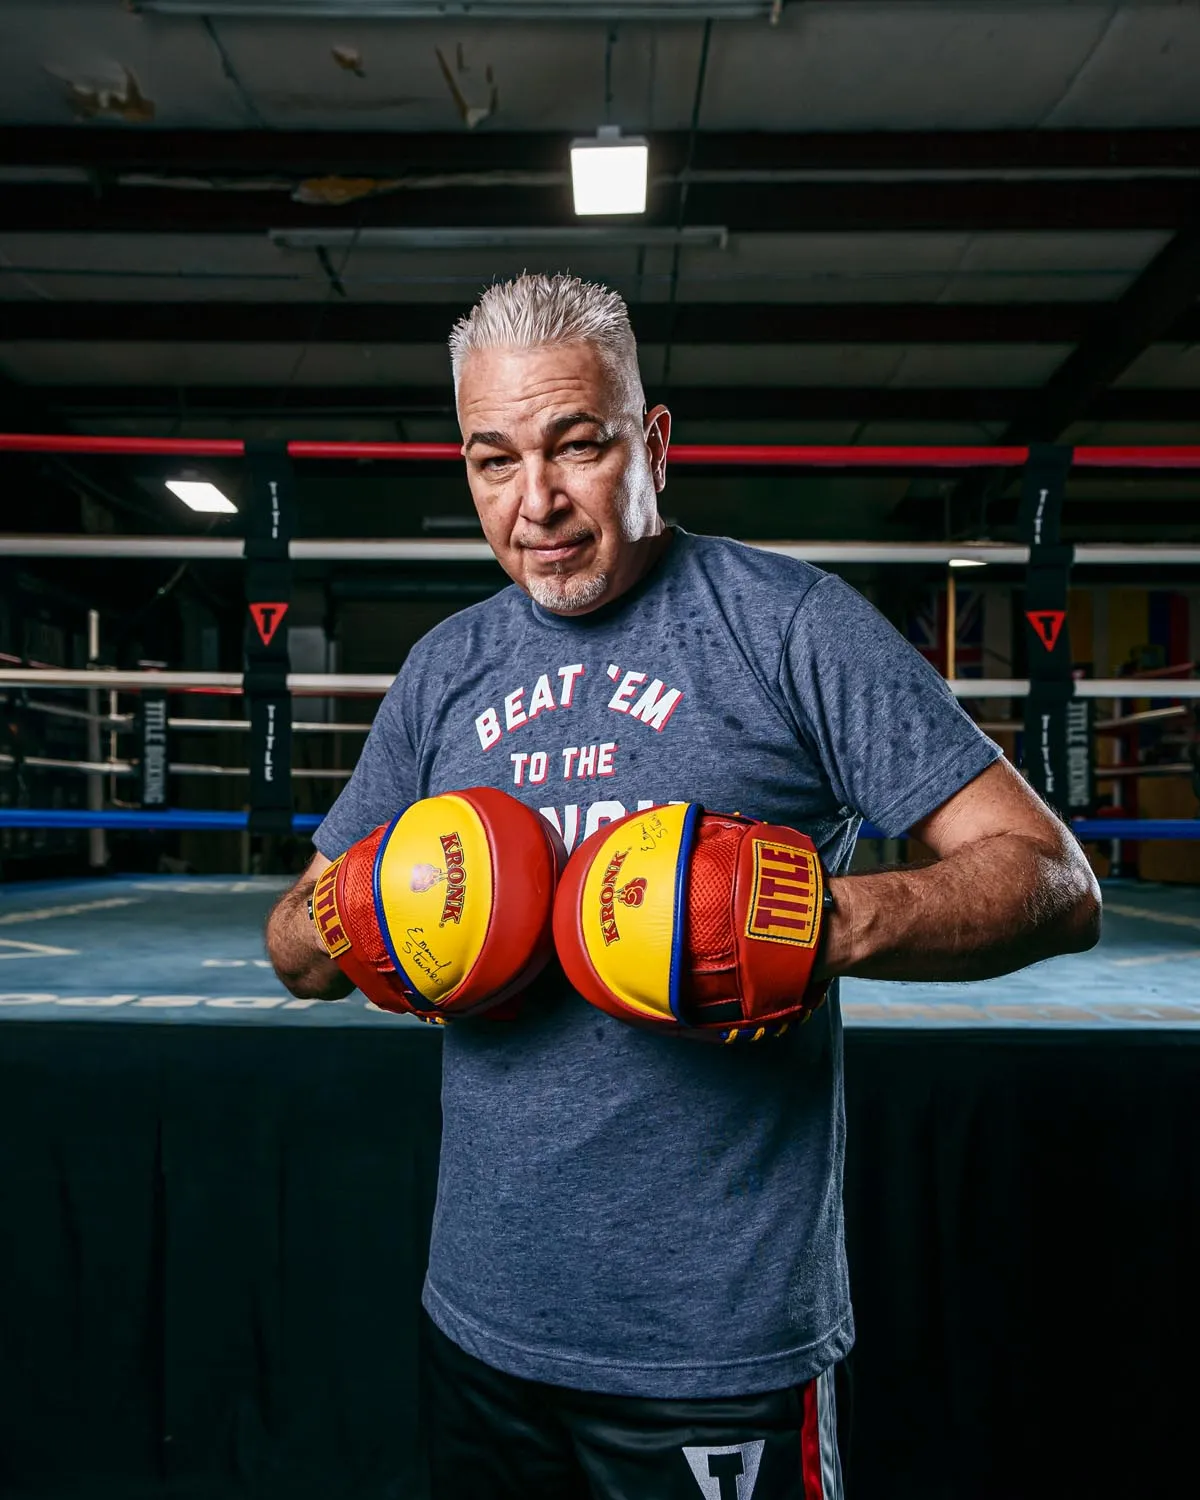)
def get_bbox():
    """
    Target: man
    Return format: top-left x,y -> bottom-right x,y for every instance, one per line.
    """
267,273 -> 1100,1499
